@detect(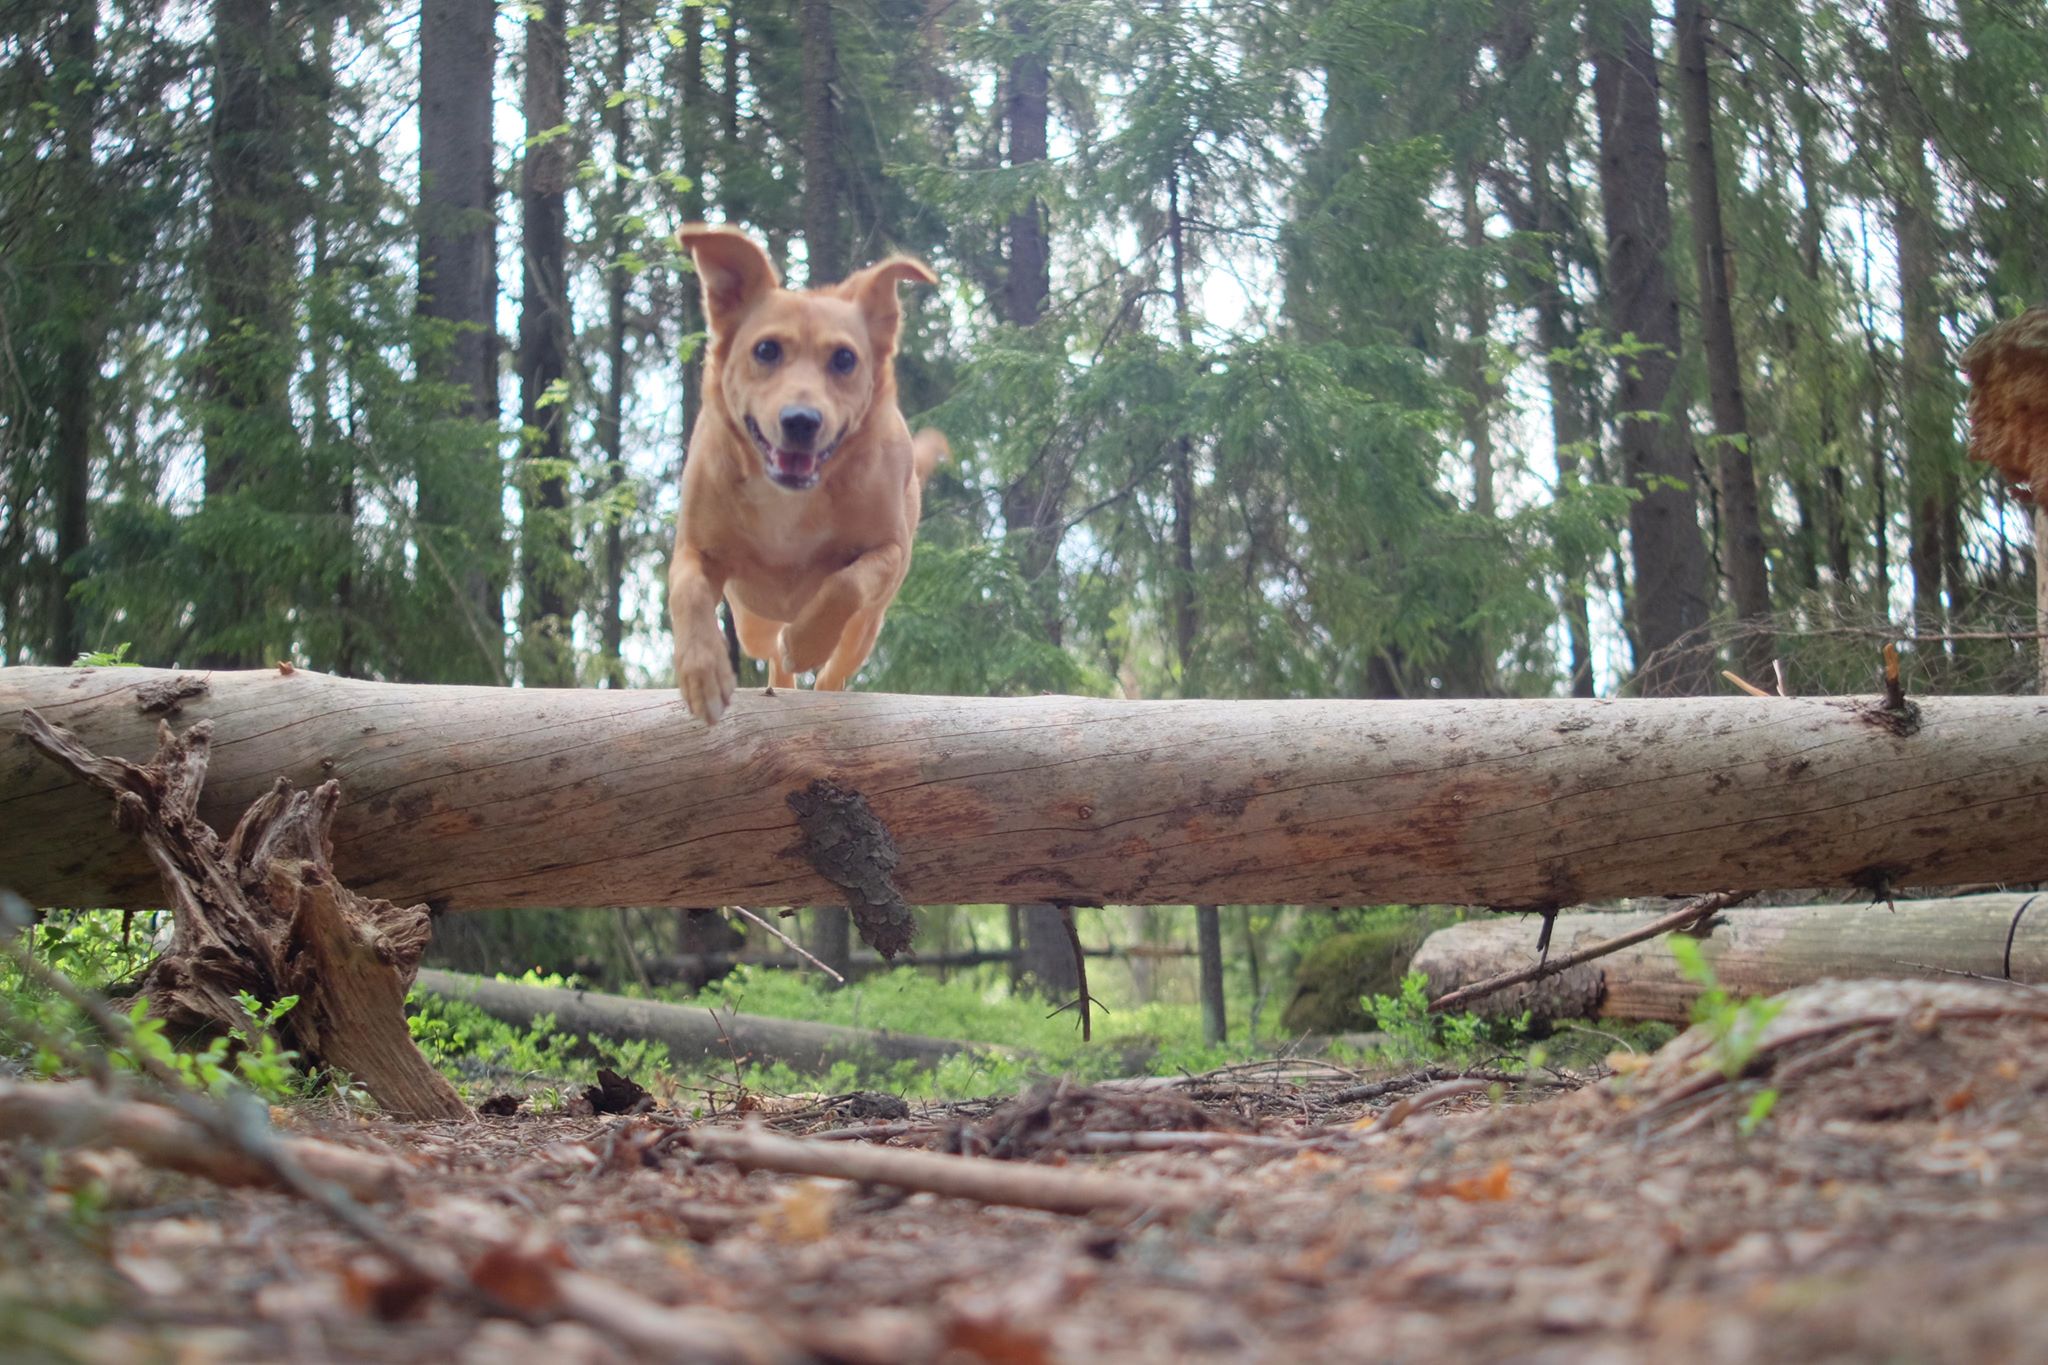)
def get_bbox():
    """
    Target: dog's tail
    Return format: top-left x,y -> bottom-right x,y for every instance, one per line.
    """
911,428 -> 949,485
